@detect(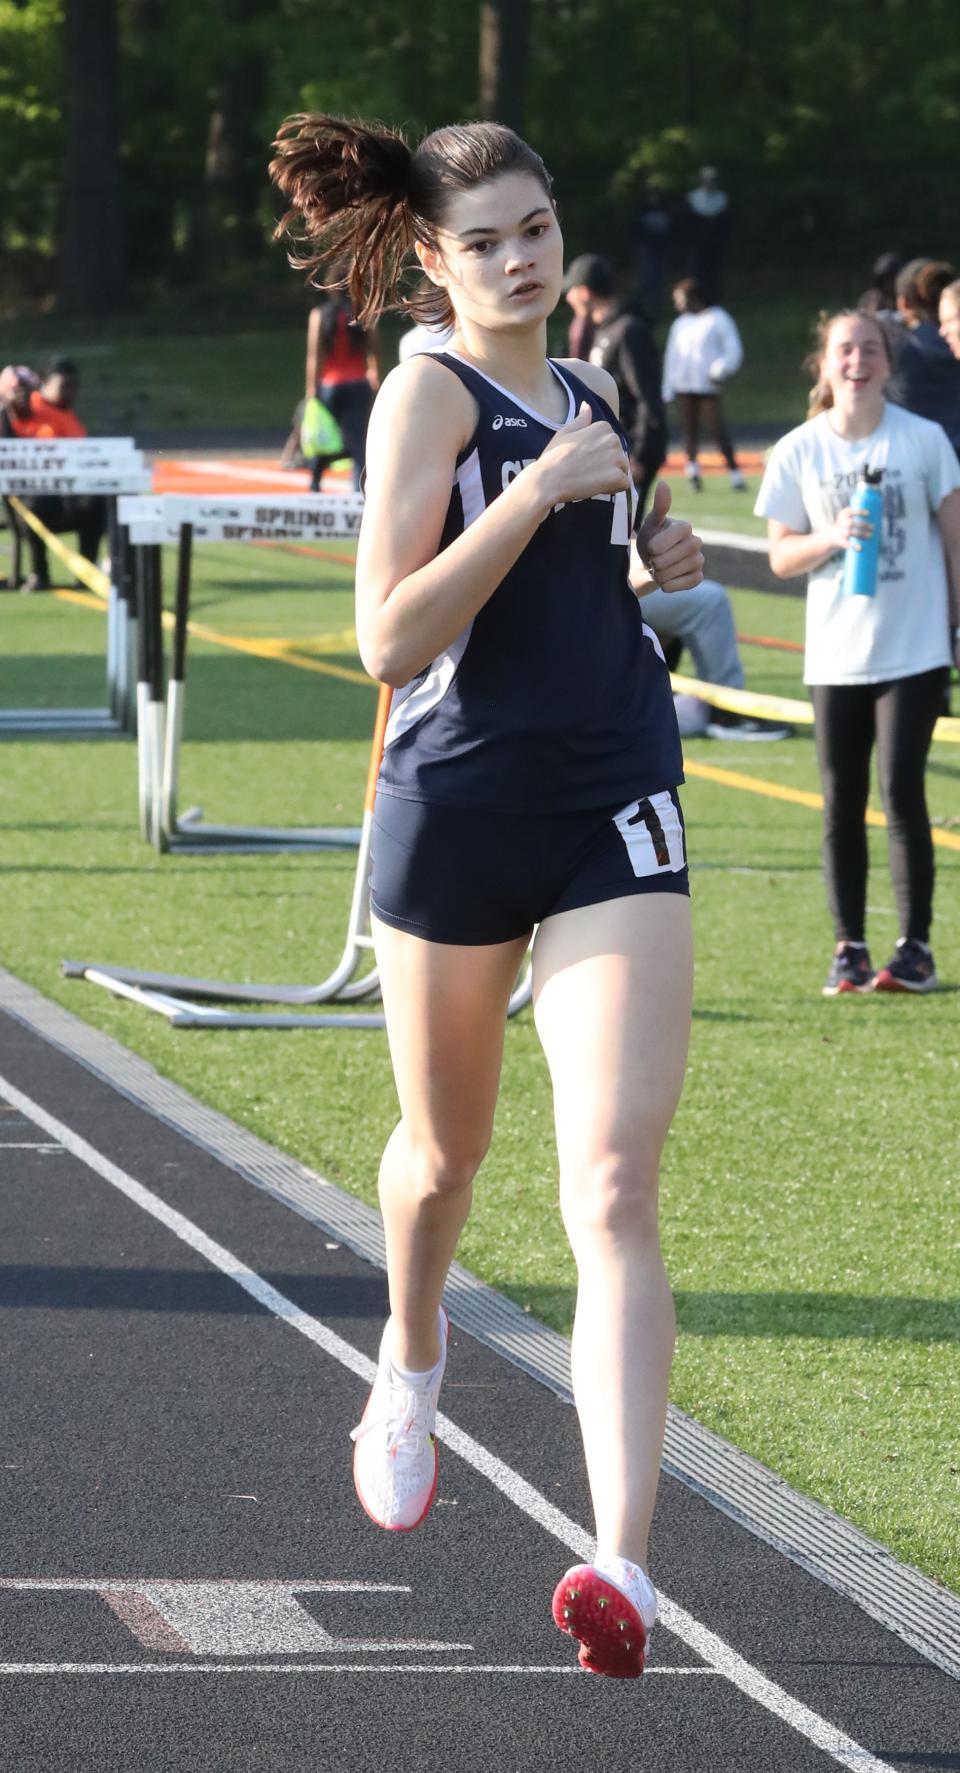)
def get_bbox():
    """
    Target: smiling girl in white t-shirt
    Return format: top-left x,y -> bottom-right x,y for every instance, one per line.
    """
756,310 -> 960,995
